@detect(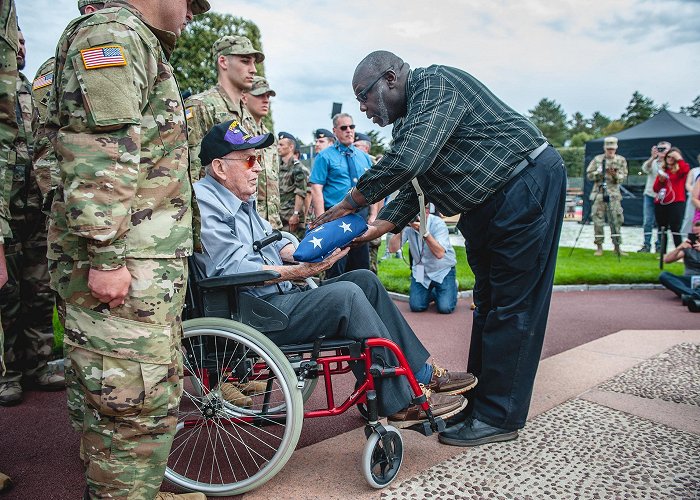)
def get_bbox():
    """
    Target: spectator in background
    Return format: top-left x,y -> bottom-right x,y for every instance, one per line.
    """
585,136 -> 628,256
388,203 -> 458,314
654,147 -> 690,251
310,113 -> 376,278
659,221 -> 700,307
680,154 -> 700,234
242,76 -> 283,229
355,131 -> 382,273
277,131 -> 310,239
639,141 -> 670,252
313,128 -> 335,154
